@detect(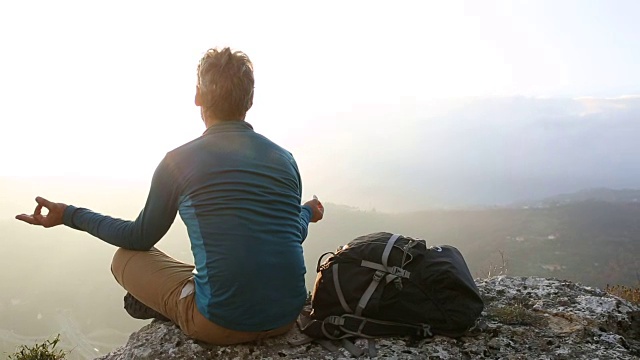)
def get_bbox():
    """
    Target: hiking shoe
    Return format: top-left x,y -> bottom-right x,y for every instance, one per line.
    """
123,292 -> 170,321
